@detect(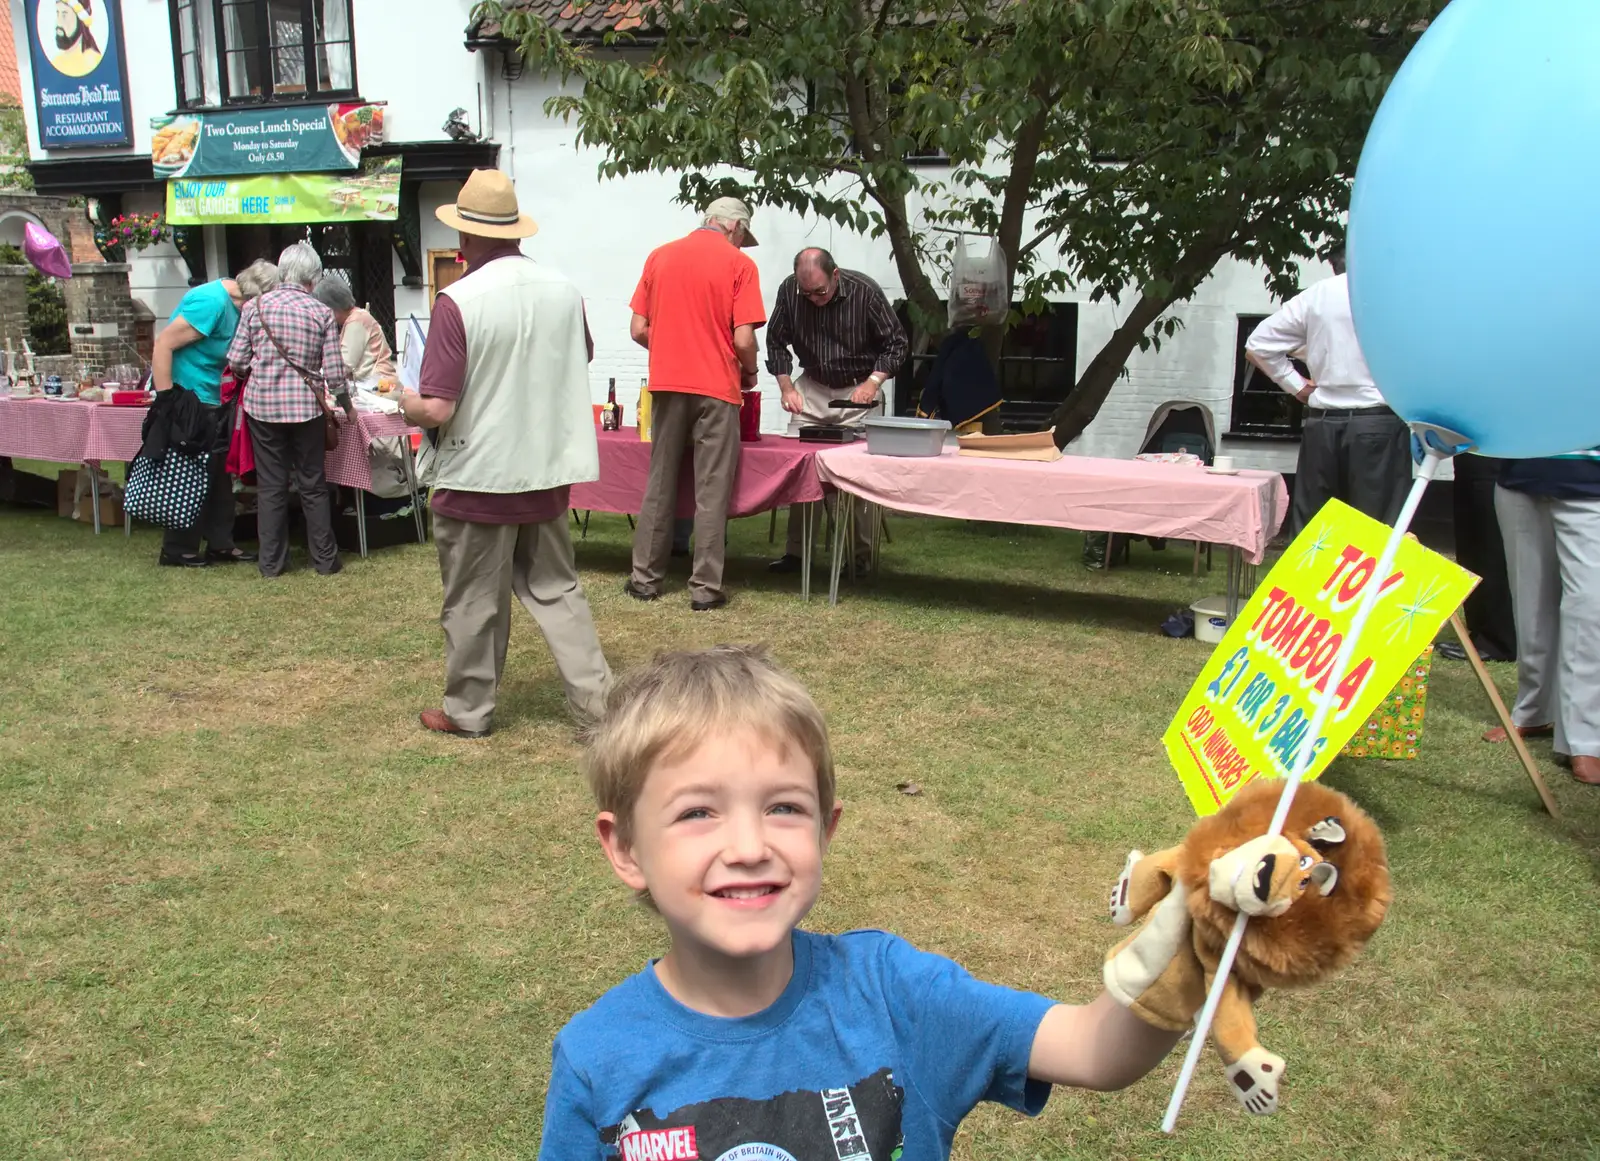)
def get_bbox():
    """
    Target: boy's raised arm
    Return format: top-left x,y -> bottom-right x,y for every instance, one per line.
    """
1027,993 -> 1184,1091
